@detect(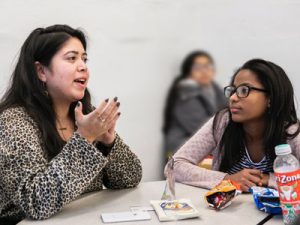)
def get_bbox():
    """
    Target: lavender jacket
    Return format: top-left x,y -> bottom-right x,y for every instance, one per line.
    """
168,111 -> 300,189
